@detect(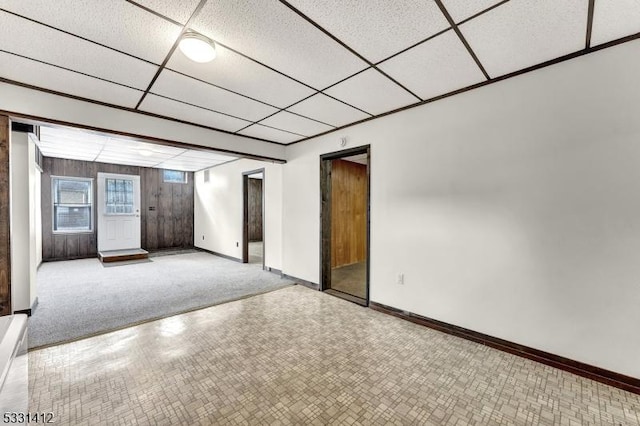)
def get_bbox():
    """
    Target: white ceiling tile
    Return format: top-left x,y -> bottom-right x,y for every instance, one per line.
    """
459,0 -> 588,77
130,0 -> 201,24
441,0 -> 505,23
154,159 -> 205,172
96,155 -> 159,167
238,125 -> 303,144
0,0 -> 181,63
324,68 -> 417,115
166,44 -> 315,108
379,30 -> 486,100
98,147 -> 178,163
191,0 -> 368,89
151,69 -> 278,122
285,0 -> 449,63
288,93 -> 370,127
41,126 -> 107,145
260,111 -> 333,137
39,124 -> 238,171
0,11 -> 157,89
0,51 -> 143,108
39,142 -> 101,157
140,94 -> 252,132
591,0 -> 640,46
43,152 -> 97,162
